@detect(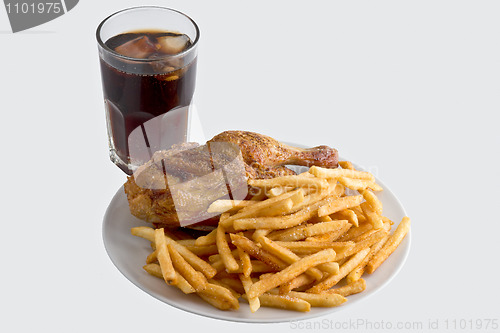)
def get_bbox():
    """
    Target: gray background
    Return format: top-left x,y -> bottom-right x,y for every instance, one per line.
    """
1,0 -> 499,332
